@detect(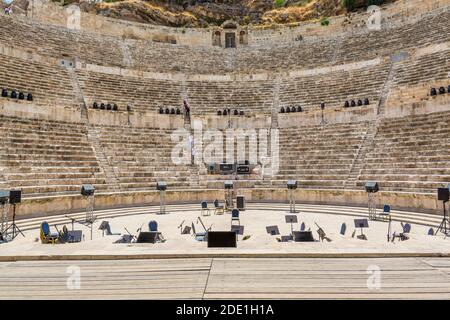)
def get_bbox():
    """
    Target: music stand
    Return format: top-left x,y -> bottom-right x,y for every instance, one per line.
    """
285,215 -> 298,235
354,218 -> 369,240
266,225 -> 280,236
231,225 -> 244,241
